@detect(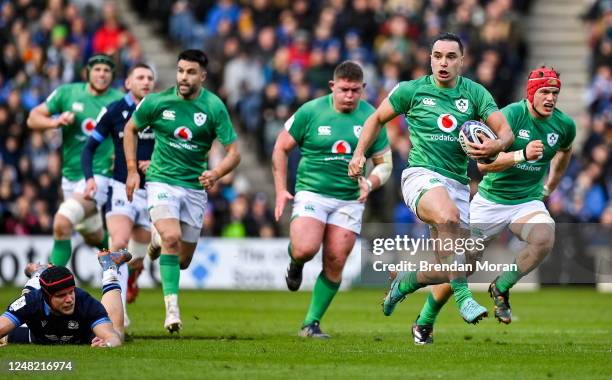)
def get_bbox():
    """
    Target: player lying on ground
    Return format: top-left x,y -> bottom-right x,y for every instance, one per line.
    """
26,54 -> 123,266
409,66 -> 574,344
273,61 -> 391,338
124,49 -> 240,333
0,250 -> 132,347
81,63 -> 156,325
348,32 -> 513,324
